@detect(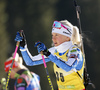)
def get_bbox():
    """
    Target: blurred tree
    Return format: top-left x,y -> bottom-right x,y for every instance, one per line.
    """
0,0 -> 9,85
